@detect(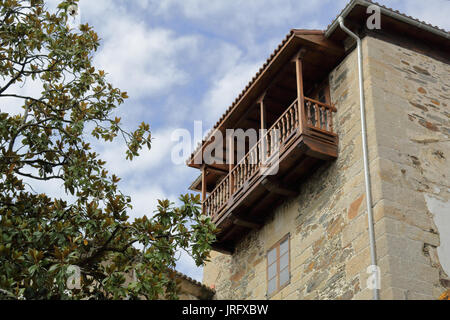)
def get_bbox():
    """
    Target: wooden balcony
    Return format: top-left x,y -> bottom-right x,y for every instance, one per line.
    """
202,96 -> 337,253
186,31 -> 346,253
